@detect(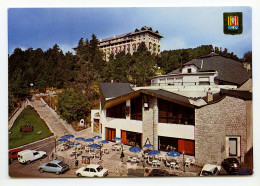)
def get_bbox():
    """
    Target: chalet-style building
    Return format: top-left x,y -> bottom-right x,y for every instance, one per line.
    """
91,53 -> 252,166
151,52 -> 252,91
98,26 -> 163,61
